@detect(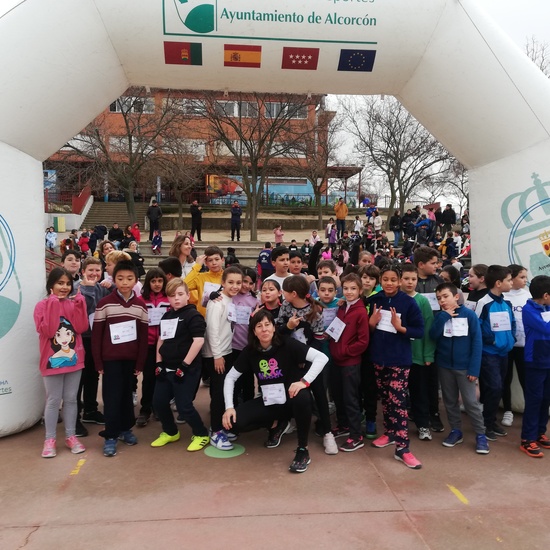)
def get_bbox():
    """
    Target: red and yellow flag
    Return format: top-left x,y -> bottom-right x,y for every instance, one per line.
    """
224,45 -> 262,68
